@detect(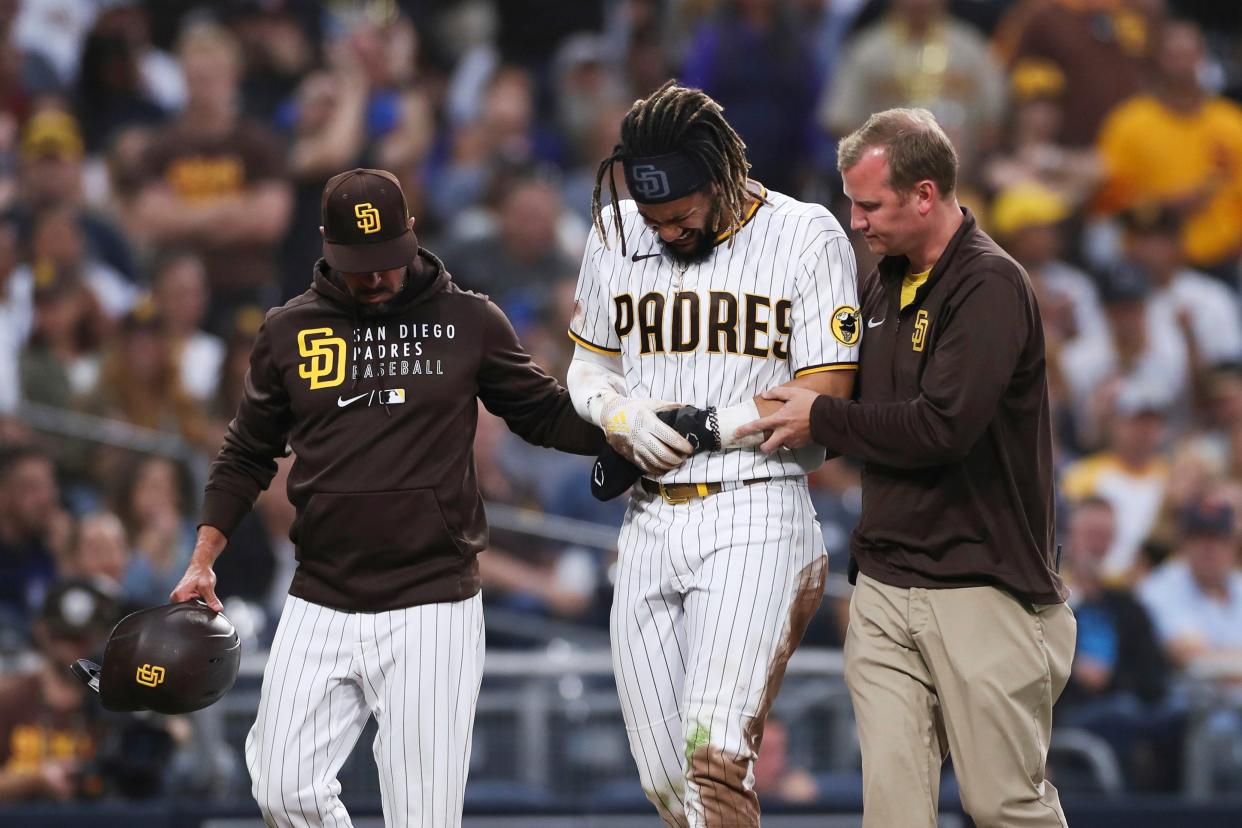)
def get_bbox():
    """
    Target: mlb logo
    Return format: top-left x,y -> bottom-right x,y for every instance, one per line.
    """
377,389 -> 406,405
